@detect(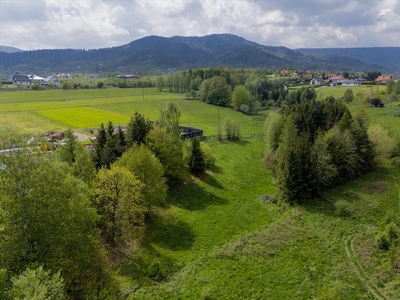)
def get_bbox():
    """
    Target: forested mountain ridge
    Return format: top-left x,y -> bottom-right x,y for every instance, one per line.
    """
296,47 -> 400,71
0,34 -> 397,73
0,46 -> 23,53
